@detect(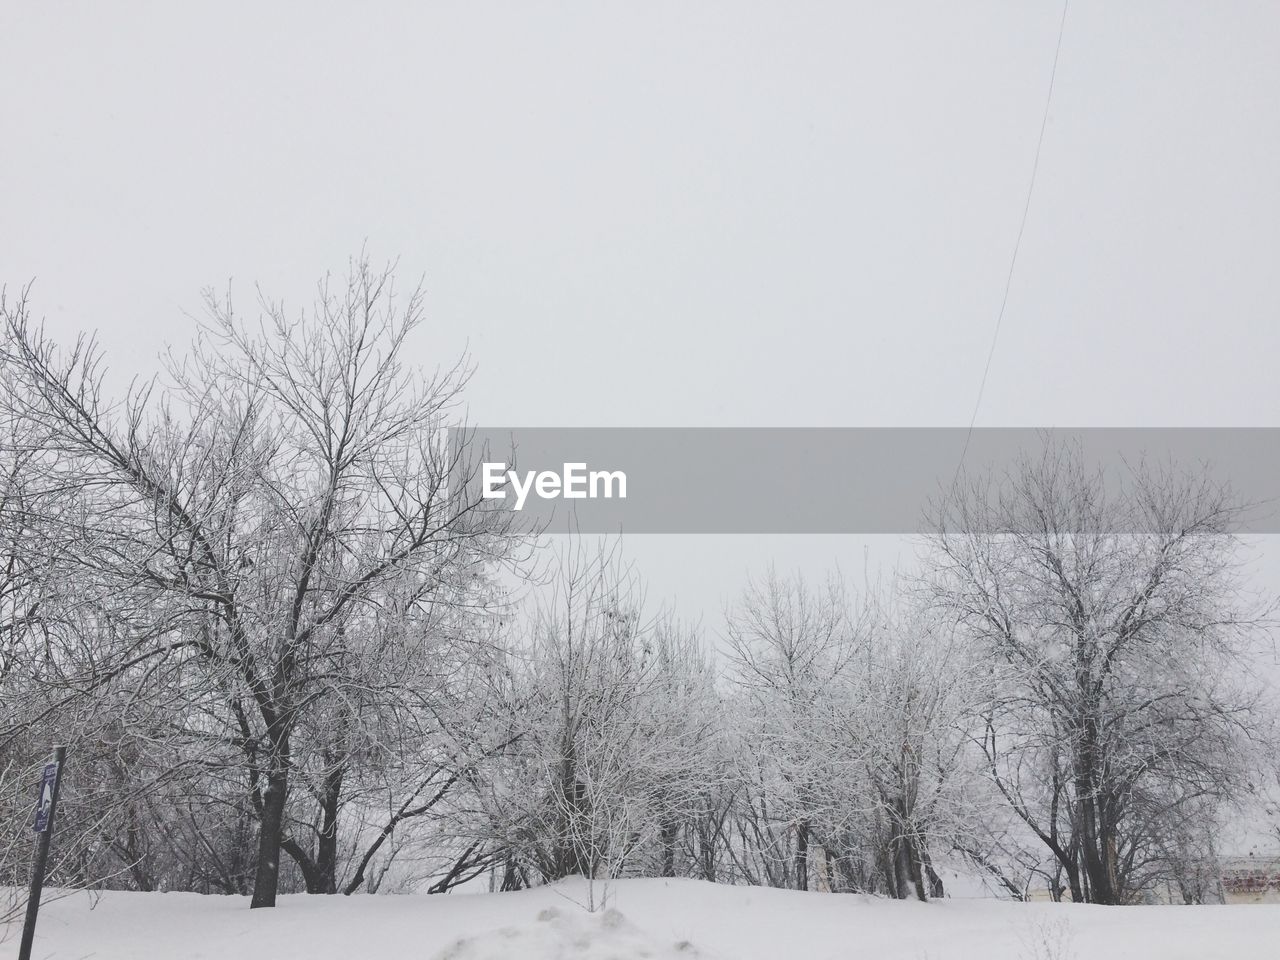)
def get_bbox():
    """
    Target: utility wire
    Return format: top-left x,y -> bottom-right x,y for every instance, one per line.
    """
952,0 -> 1070,486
